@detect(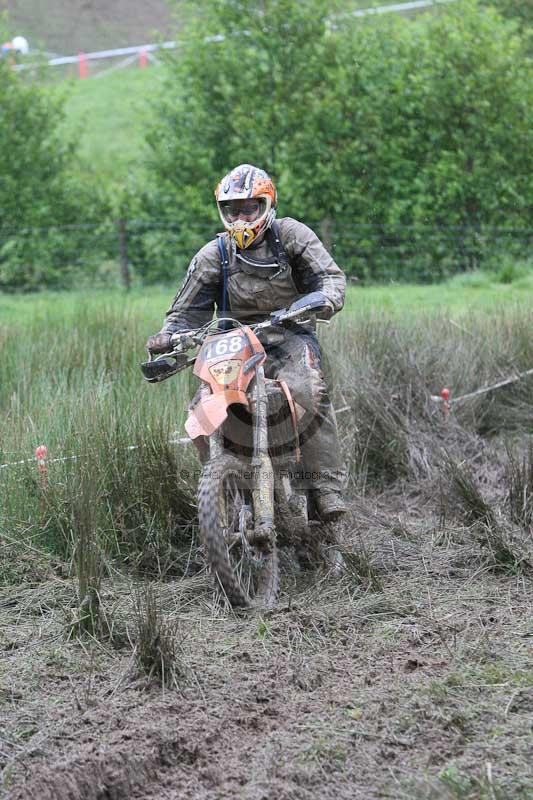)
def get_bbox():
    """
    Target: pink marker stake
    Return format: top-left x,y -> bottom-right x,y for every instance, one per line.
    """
440,387 -> 451,418
139,48 -> 148,68
35,444 -> 48,488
